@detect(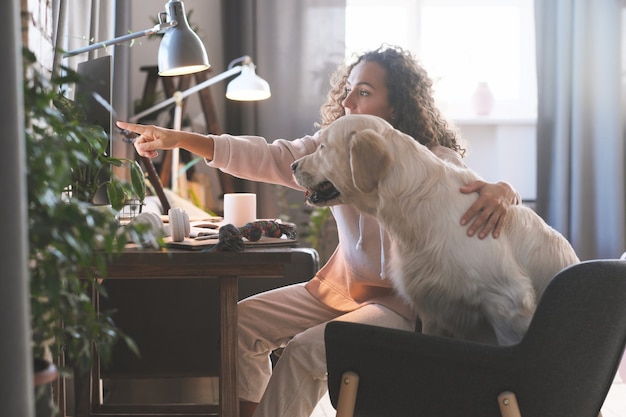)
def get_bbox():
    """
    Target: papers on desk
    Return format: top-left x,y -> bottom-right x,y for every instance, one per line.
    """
164,236 -> 298,250
189,221 -> 220,238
